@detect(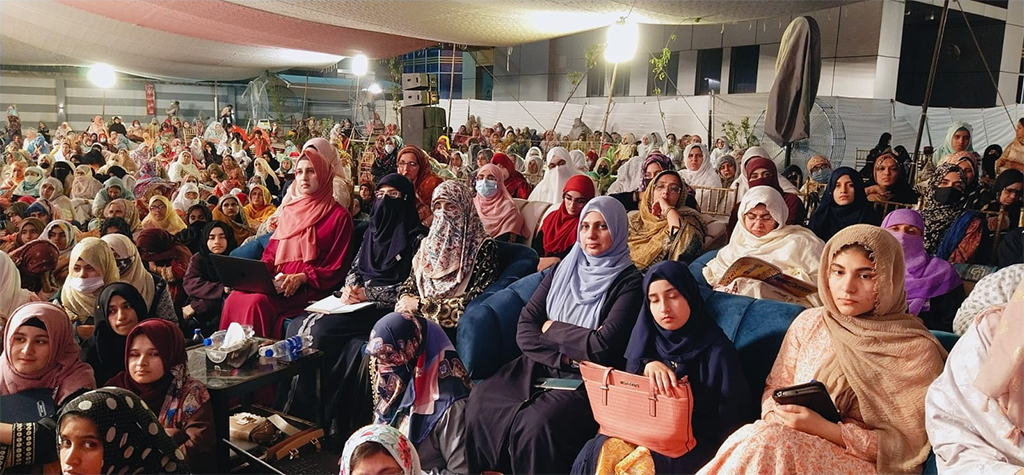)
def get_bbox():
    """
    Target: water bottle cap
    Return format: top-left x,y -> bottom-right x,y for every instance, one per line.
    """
194,329 -> 201,334
203,338 -> 212,346
265,349 -> 273,357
